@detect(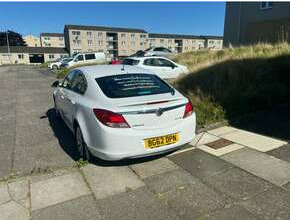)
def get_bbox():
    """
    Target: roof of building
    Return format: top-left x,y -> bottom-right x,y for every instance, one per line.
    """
149,33 -> 223,40
64,24 -> 147,33
0,46 -> 68,54
40,33 -> 64,37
